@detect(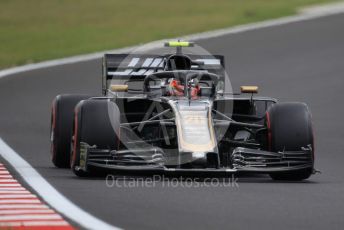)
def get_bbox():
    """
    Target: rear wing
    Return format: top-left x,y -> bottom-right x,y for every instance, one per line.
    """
102,53 -> 225,95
